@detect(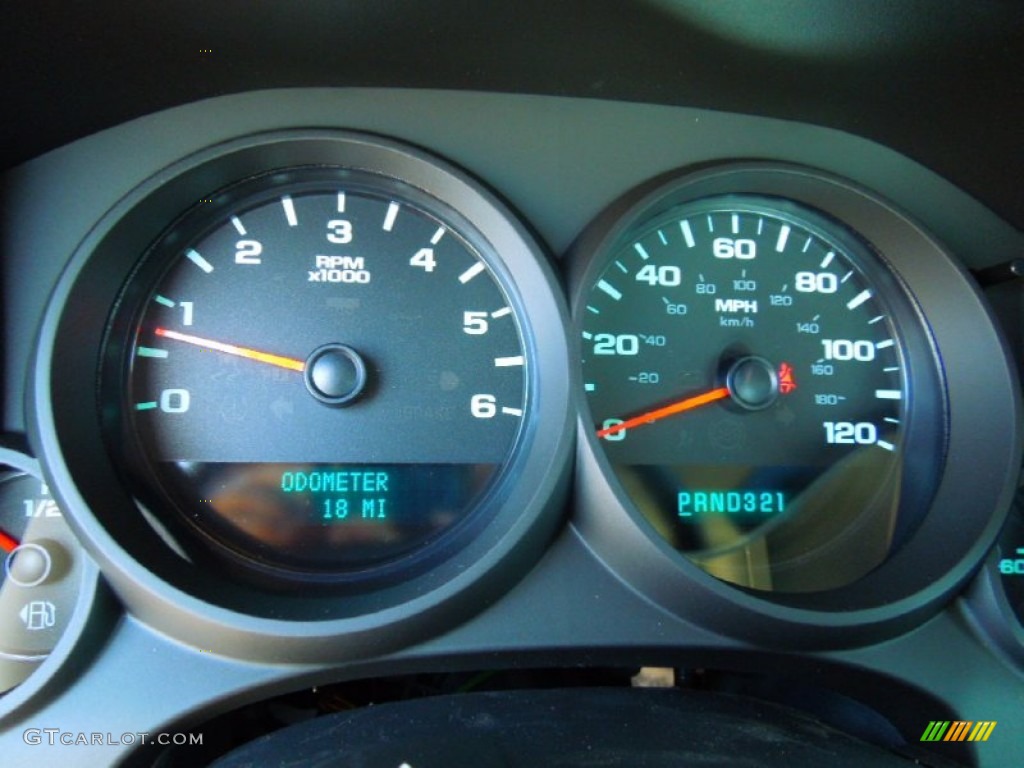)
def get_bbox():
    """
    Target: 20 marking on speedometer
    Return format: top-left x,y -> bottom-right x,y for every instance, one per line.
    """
583,204 -> 903,457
